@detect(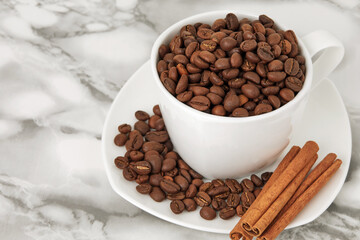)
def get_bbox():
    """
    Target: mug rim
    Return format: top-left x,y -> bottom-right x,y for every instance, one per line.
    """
150,10 -> 313,122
